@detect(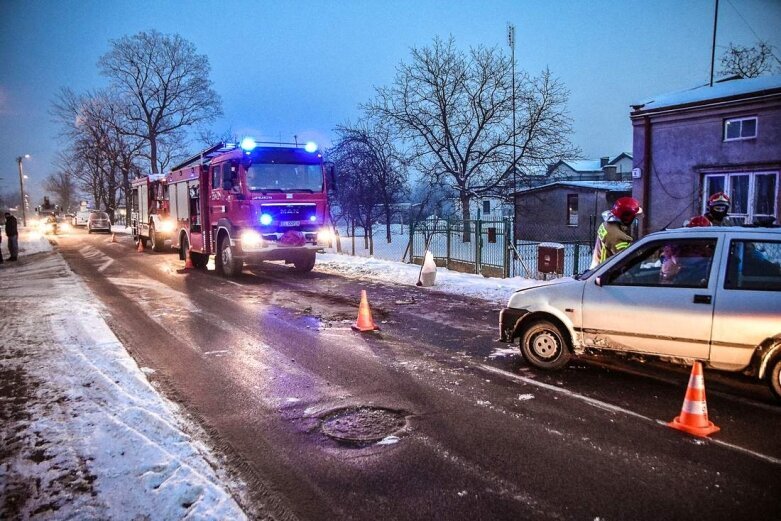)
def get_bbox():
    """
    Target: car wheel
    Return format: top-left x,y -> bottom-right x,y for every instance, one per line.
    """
291,252 -> 316,273
520,319 -> 572,370
768,355 -> 781,401
150,223 -> 164,252
217,235 -> 242,277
